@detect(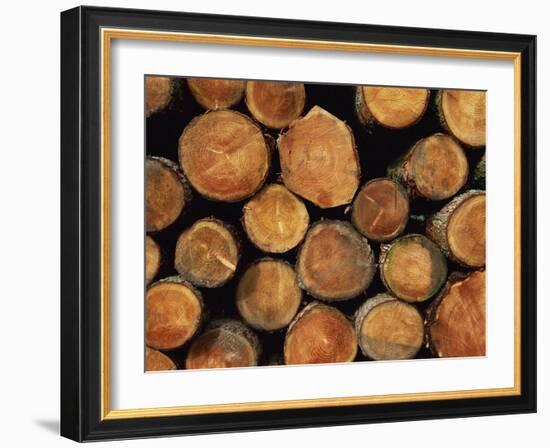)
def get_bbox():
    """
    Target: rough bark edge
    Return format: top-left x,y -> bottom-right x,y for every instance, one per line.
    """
236,257 -> 304,332
295,220 -> 376,301
178,110 -> 272,203
187,78 -> 245,111
379,233 -> 448,302
351,177 -> 411,242
425,189 -> 485,268
354,293 -> 423,360
174,217 -> 241,288
204,318 -> 262,366
241,182 -> 310,254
